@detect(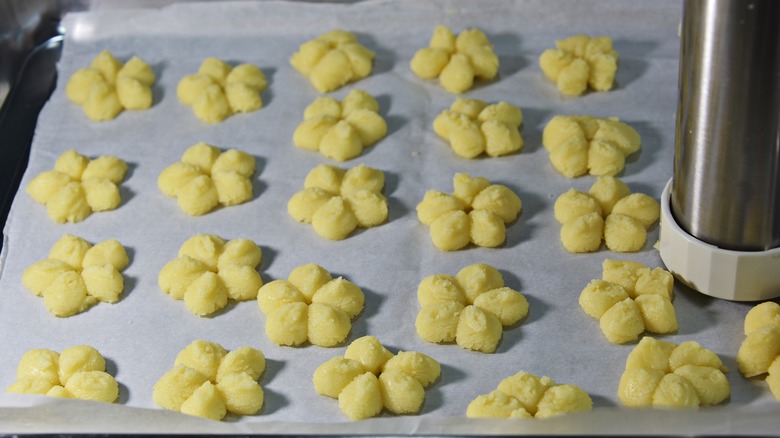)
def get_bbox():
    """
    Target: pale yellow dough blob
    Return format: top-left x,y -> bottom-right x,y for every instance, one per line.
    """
579,260 -> 677,344
293,90 -> 387,162
158,234 -> 264,316
177,58 -> 267,123
66,50 -> 156,121
737,301 -> 780,400
555,176 -> 659,253
158,142 -> 256,216
433,98 -> 524,158
312,336 -> 440,420
26,149 -> 128,223
7,346 -> 118,403
467,370 -> 592,419
22,234 -> 128,317
618,337 -> 729,408
417,173 -> 521,251
256,264 -> 364,347
288,163 -> 388,240
411,25 -> 499,93
153,340 -> 267,420
543,116 -> 640,178
290,30 -> 375,93
539,35 -> 618,96
416,264 -> 528,353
